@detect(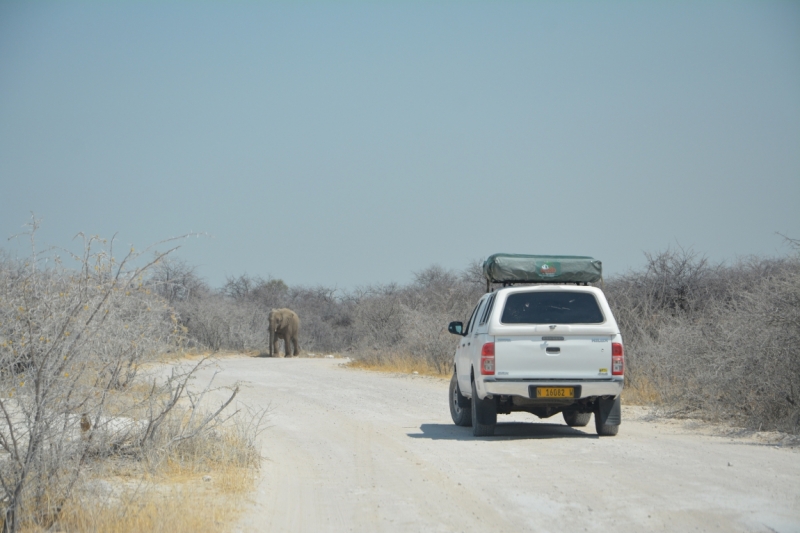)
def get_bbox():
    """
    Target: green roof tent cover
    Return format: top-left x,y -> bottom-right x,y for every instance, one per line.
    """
482,254 -> 603,285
